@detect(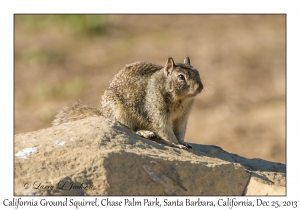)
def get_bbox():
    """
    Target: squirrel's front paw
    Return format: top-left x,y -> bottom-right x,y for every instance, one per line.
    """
172,143 -> 192,150
183,142 -> 192,149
